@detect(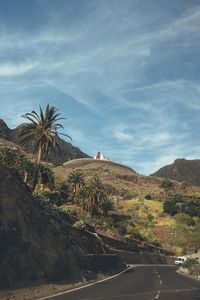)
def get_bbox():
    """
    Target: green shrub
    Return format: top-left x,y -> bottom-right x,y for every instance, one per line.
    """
101,198 -> 114,215
182,258 -> 199,269
147,213 -> 155,223
144,194 -> 153,200
183,203 -> 200,217
175,213 -> 195,226
161,179 -> 173,189
73,220 -> 86,230
163,199 -> 177,215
